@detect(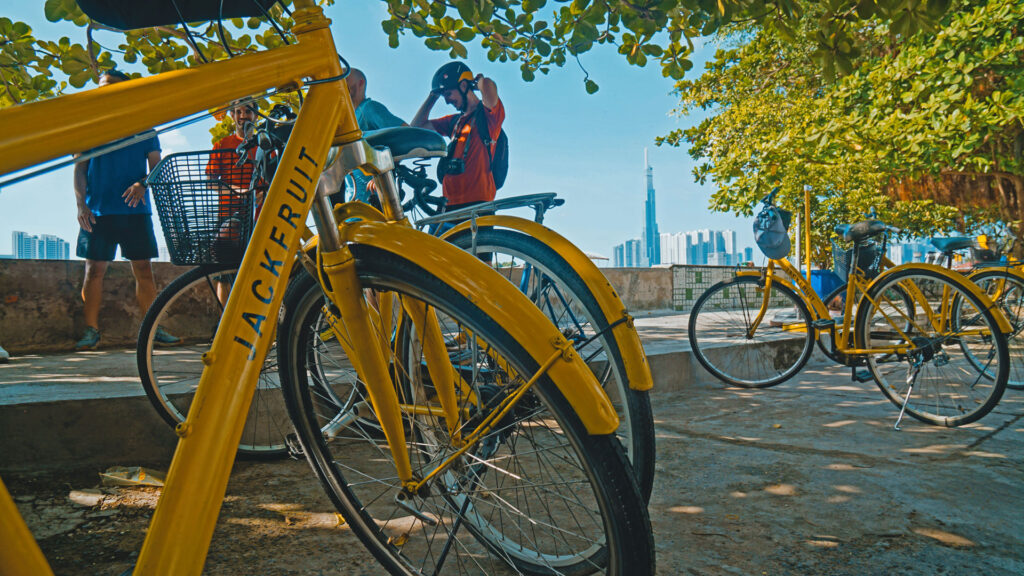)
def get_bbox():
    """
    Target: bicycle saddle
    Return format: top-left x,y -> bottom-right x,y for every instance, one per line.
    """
79,0 -> 279,29
930,237 -> 973,254
835,220 -> 887,243
364,127 -> 446,161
